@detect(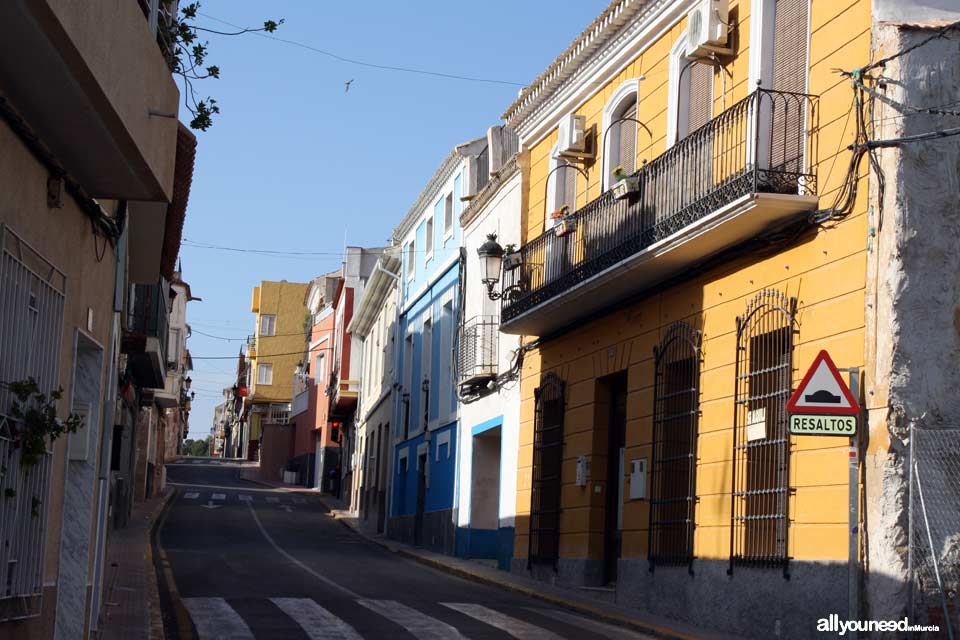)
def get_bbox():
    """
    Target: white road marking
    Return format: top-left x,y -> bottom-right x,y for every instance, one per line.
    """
358,599 -> 464,639
522,607 -> 654,639
182,597 -> 254,639
238,495 -> 252,502
444,603 -> 559,639
212,493 -> 226,501
270,598 -> 362,640
168,481 -> 283,494
265,496 -> 279,503
183,492 -> 199,499
244,502 -> 358,598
